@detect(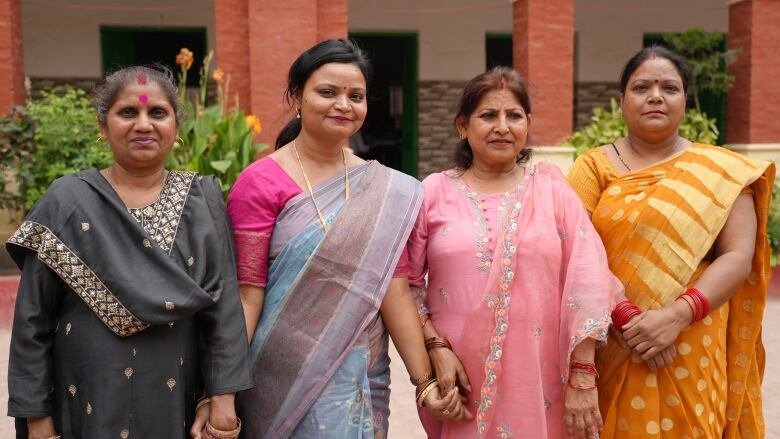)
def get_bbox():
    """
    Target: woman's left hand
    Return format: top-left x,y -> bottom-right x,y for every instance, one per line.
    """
563,375 -> 602,439
190,401 -> 210,439
190,394 -> 238,438
622,301 -> 691,360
